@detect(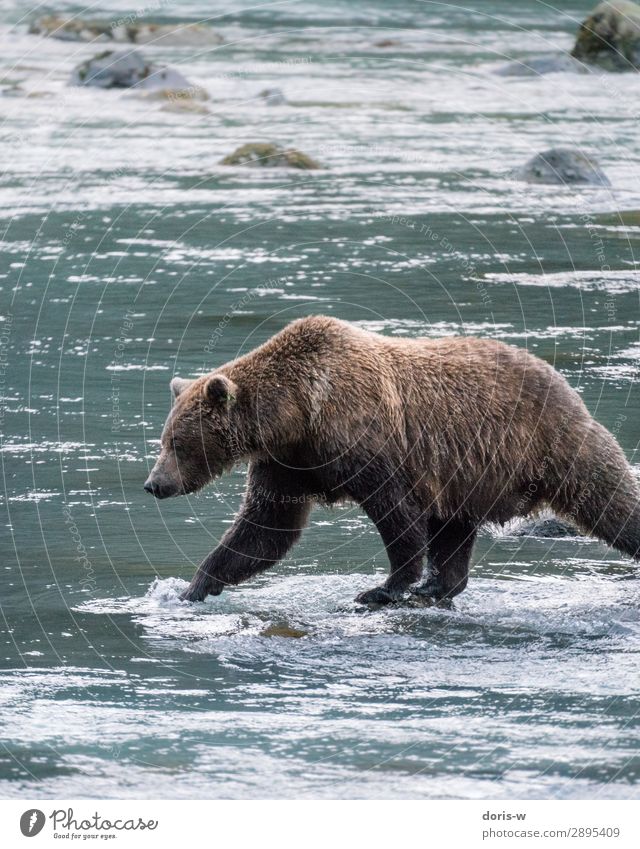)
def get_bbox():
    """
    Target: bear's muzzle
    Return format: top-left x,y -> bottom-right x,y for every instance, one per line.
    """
143,476 -> 180,499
